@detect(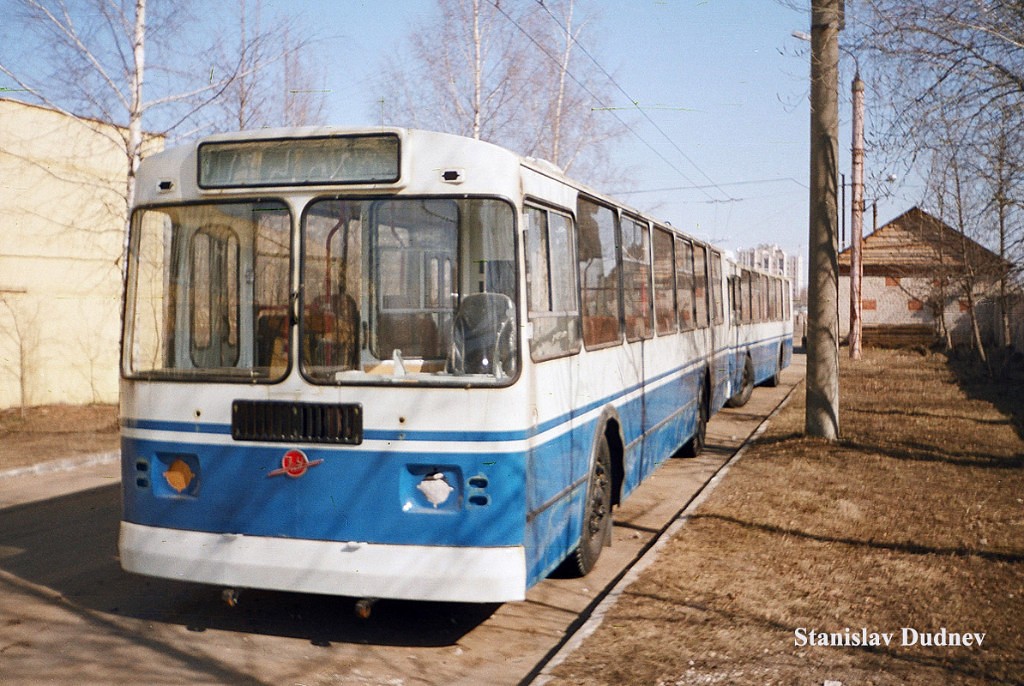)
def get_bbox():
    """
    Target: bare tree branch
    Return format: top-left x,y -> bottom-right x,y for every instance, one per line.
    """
375,0 -> 629,186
